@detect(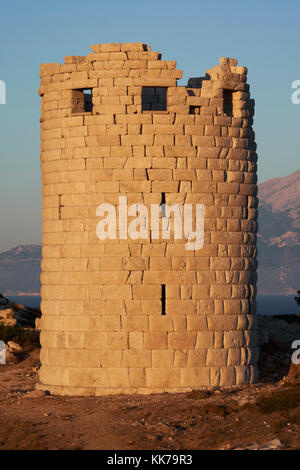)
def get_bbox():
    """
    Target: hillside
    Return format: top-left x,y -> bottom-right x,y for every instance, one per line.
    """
0,245 -> 41,295
257,169 -> 300,294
